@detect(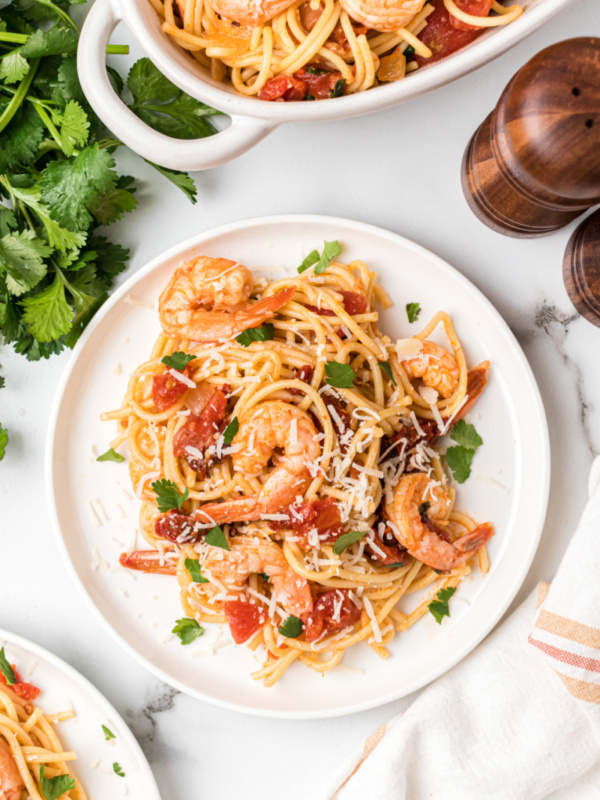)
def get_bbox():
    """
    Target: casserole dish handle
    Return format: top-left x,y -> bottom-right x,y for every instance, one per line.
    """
78,0 -> 275,172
